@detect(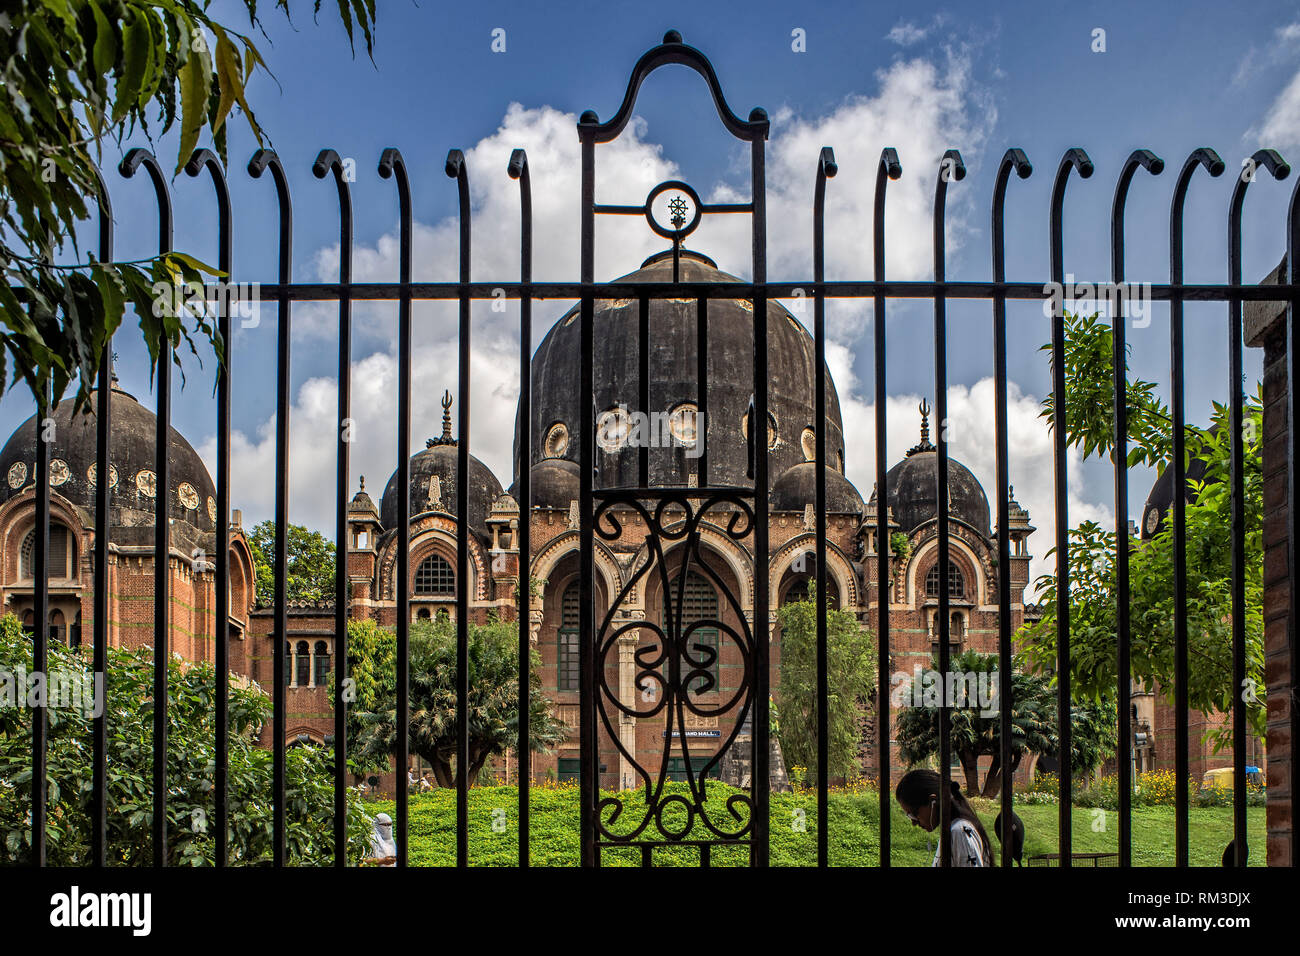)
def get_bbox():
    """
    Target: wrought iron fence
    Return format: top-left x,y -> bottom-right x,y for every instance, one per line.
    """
15,29 -> 1300,868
